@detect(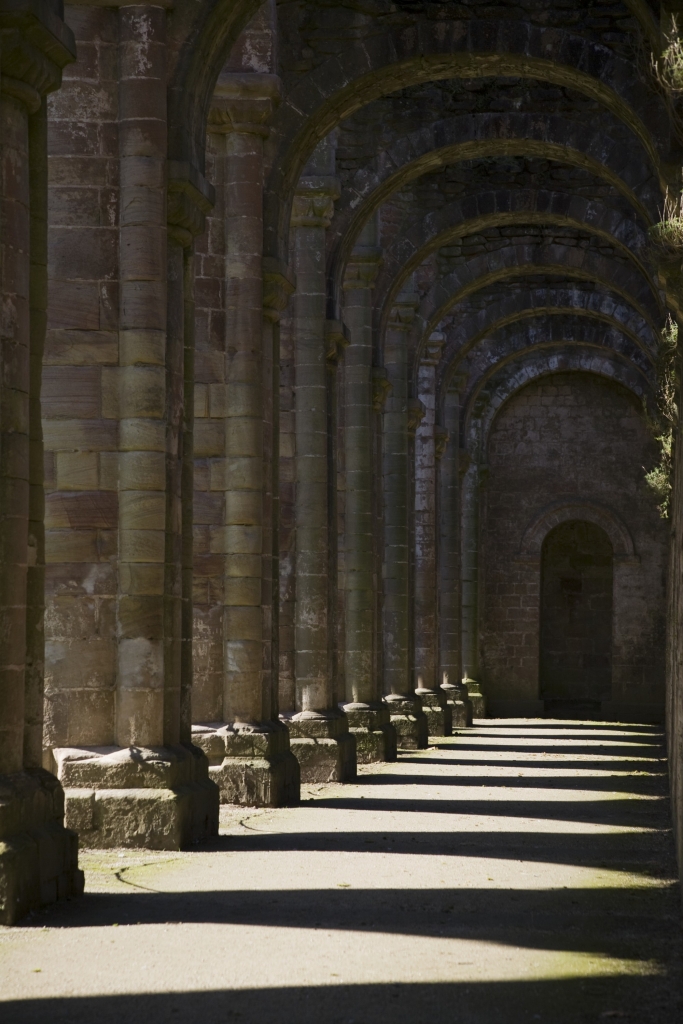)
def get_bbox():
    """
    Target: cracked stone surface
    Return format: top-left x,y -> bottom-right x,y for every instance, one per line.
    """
1,721 -> 681,1022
